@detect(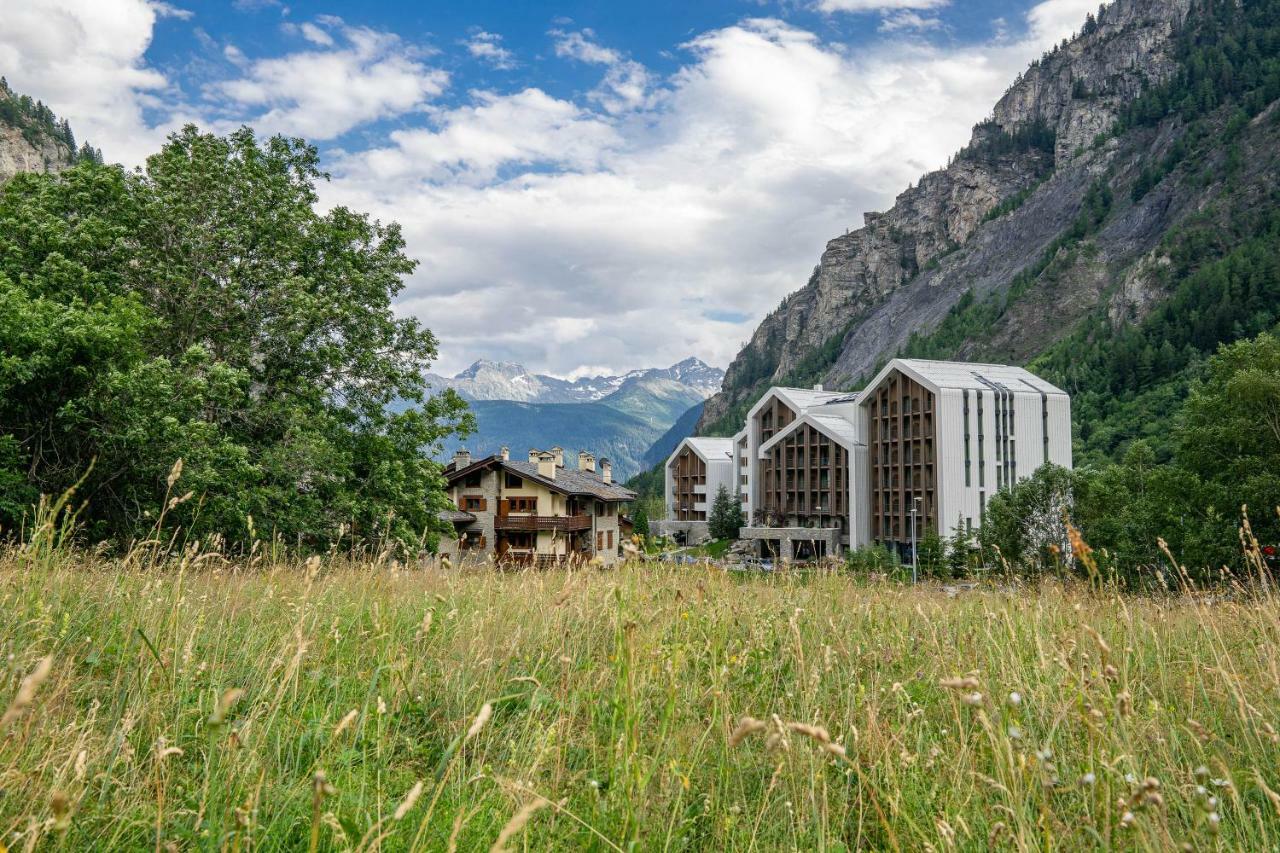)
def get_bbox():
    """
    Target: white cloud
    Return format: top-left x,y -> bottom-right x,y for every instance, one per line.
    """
464,31 -> 517,70
0,0 -> 1103,378
879,11 -> 945,31
342,88 -> 620,184
0,0 -> 174,165
551,29 -> 652,113
816,0 -> 949,12
329,1 -> 1098,375
210,18 -> 447,140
